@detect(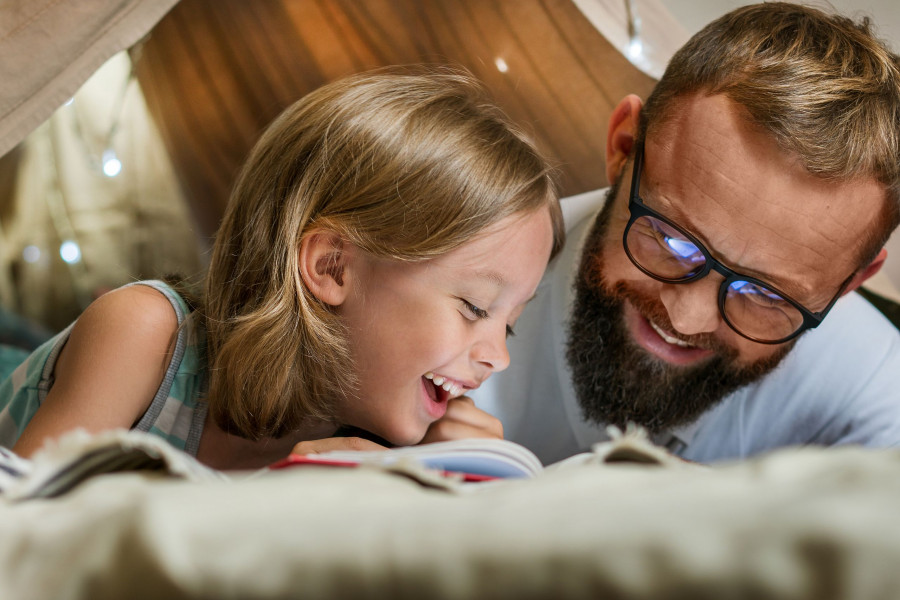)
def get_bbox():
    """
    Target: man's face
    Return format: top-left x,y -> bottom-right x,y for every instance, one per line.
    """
567,93 -> 886,433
